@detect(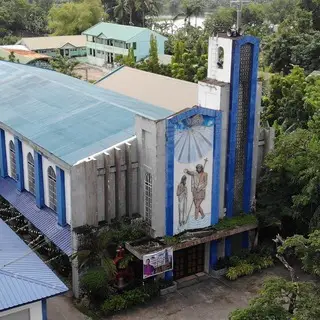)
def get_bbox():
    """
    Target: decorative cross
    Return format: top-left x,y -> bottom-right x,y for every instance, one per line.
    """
230,0 -> 251,32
